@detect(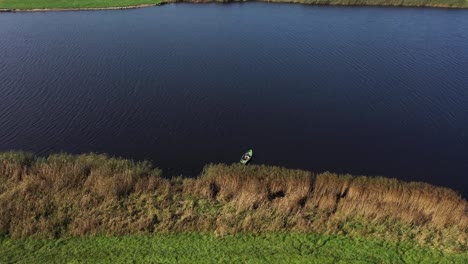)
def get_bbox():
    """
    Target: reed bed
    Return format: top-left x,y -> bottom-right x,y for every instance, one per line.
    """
0,151 -> 466,252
